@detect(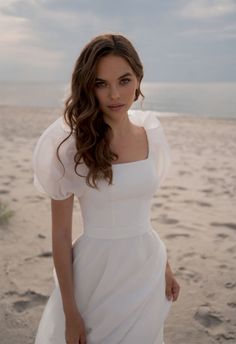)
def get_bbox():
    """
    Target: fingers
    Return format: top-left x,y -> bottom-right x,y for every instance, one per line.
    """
66,337 -> 86,344
166,278 -> 181,302
171,281 -> 180,302
80,334 -> 87,344
166,283 -> 173,301
79,327 -> 89,344
66,334 -> 87,344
